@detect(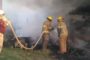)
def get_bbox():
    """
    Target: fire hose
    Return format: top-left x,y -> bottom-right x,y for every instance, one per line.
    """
8,21 -> 44,50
